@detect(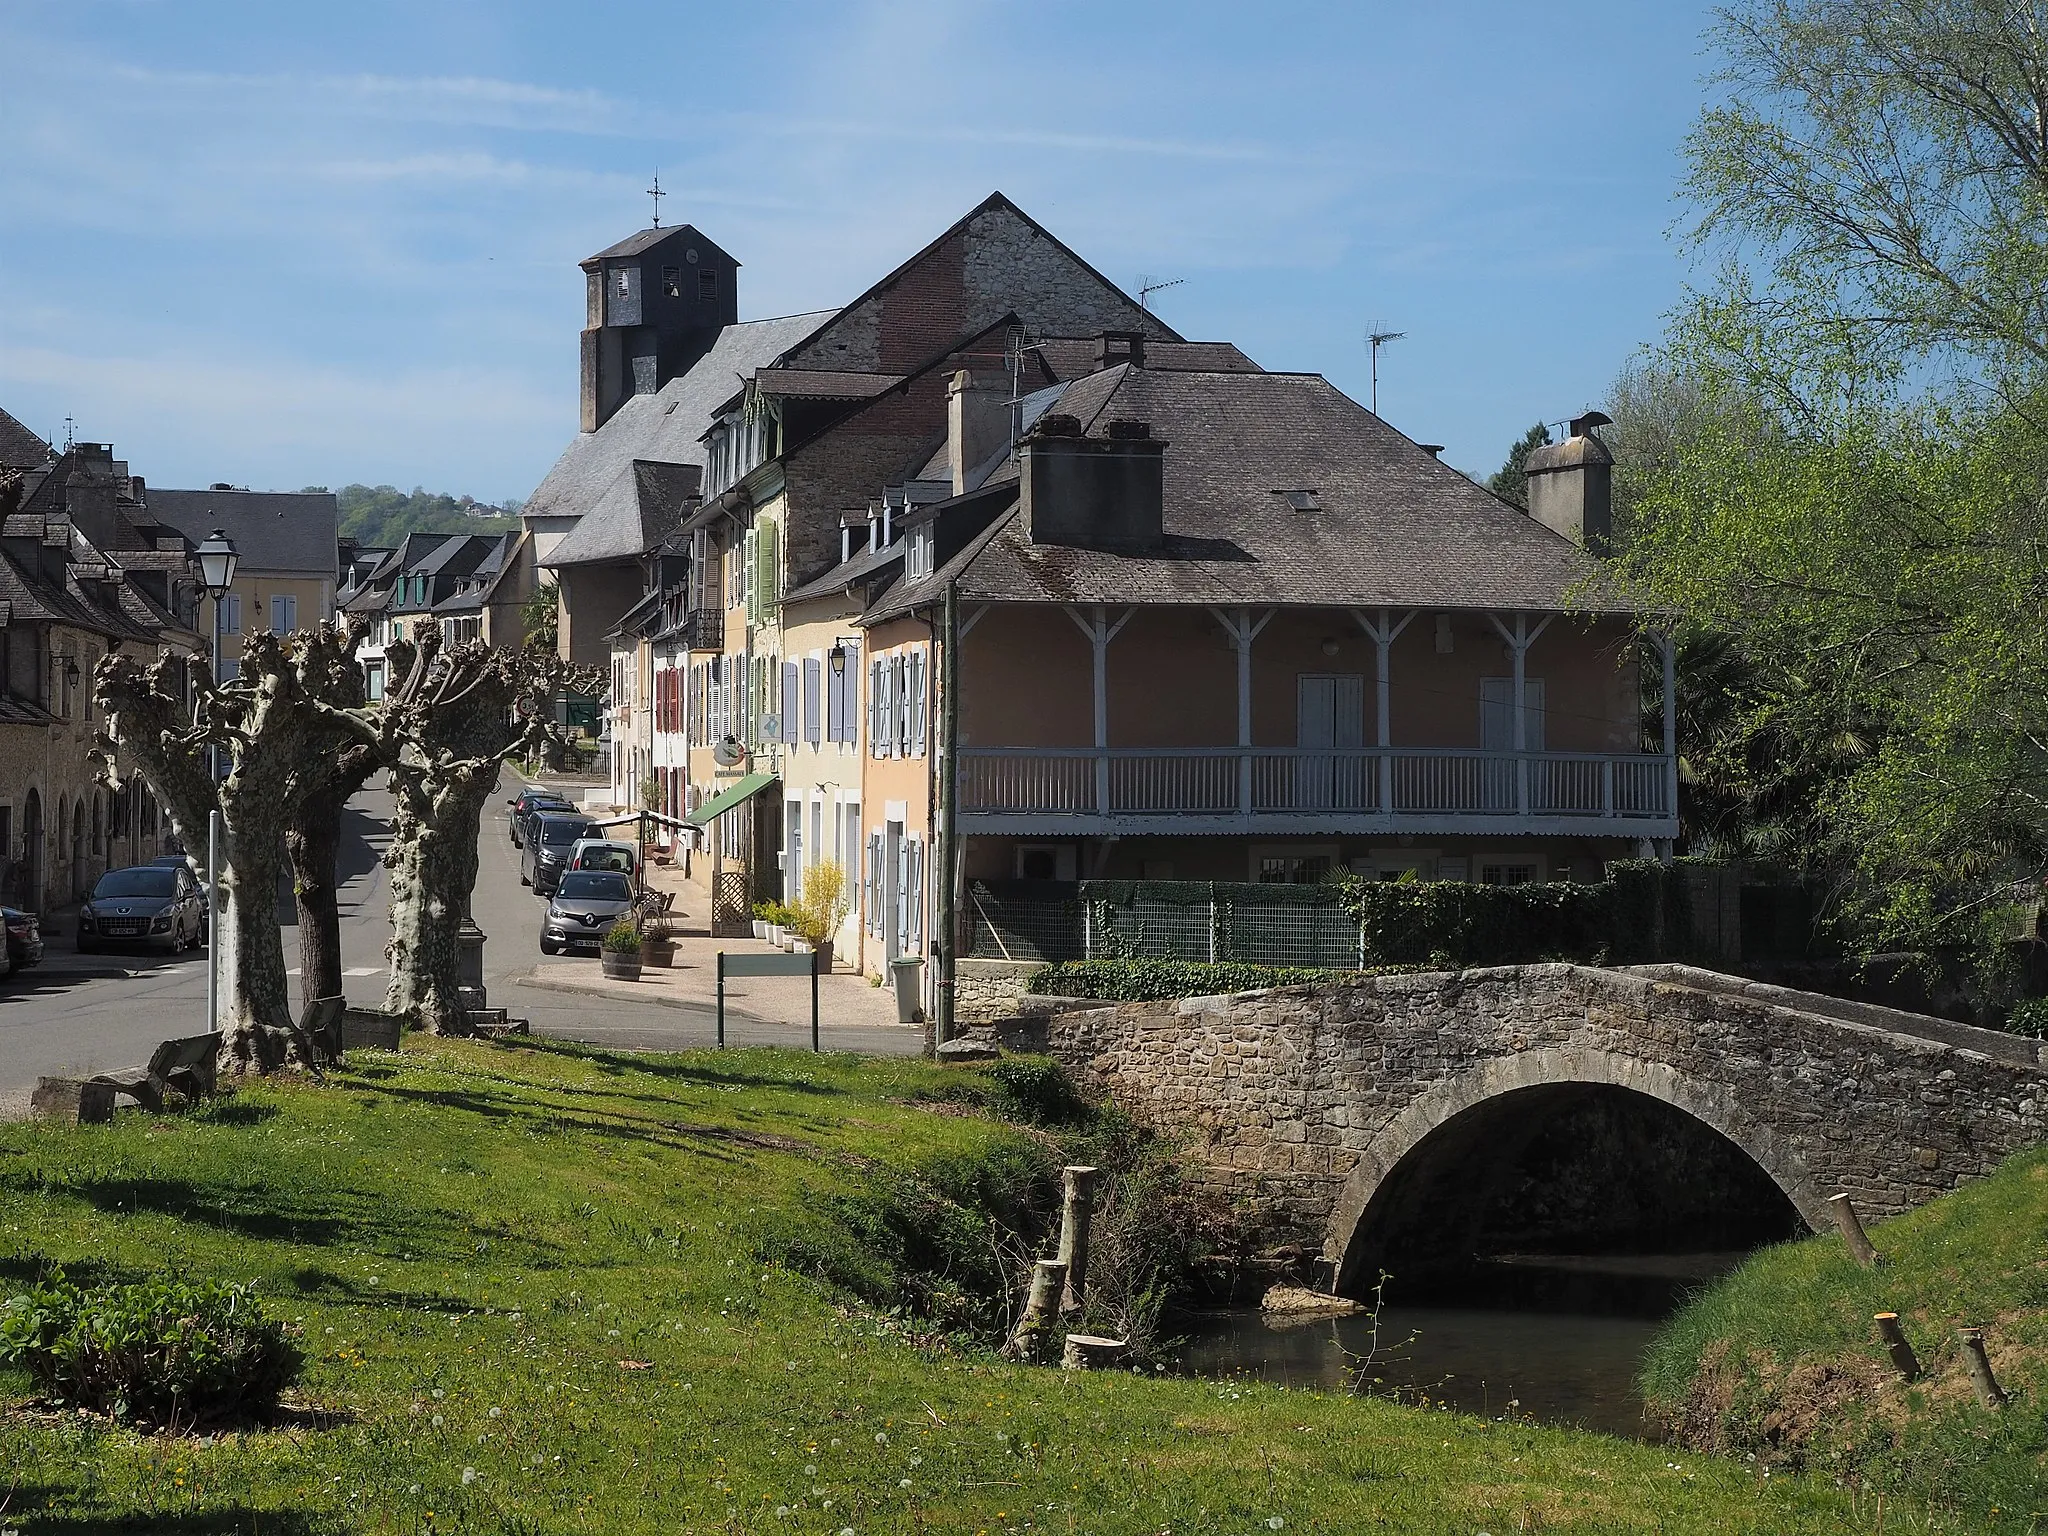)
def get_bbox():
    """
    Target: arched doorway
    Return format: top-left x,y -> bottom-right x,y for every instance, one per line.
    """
18,788 -> 39,913
1330,1058 -> 1810,1308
